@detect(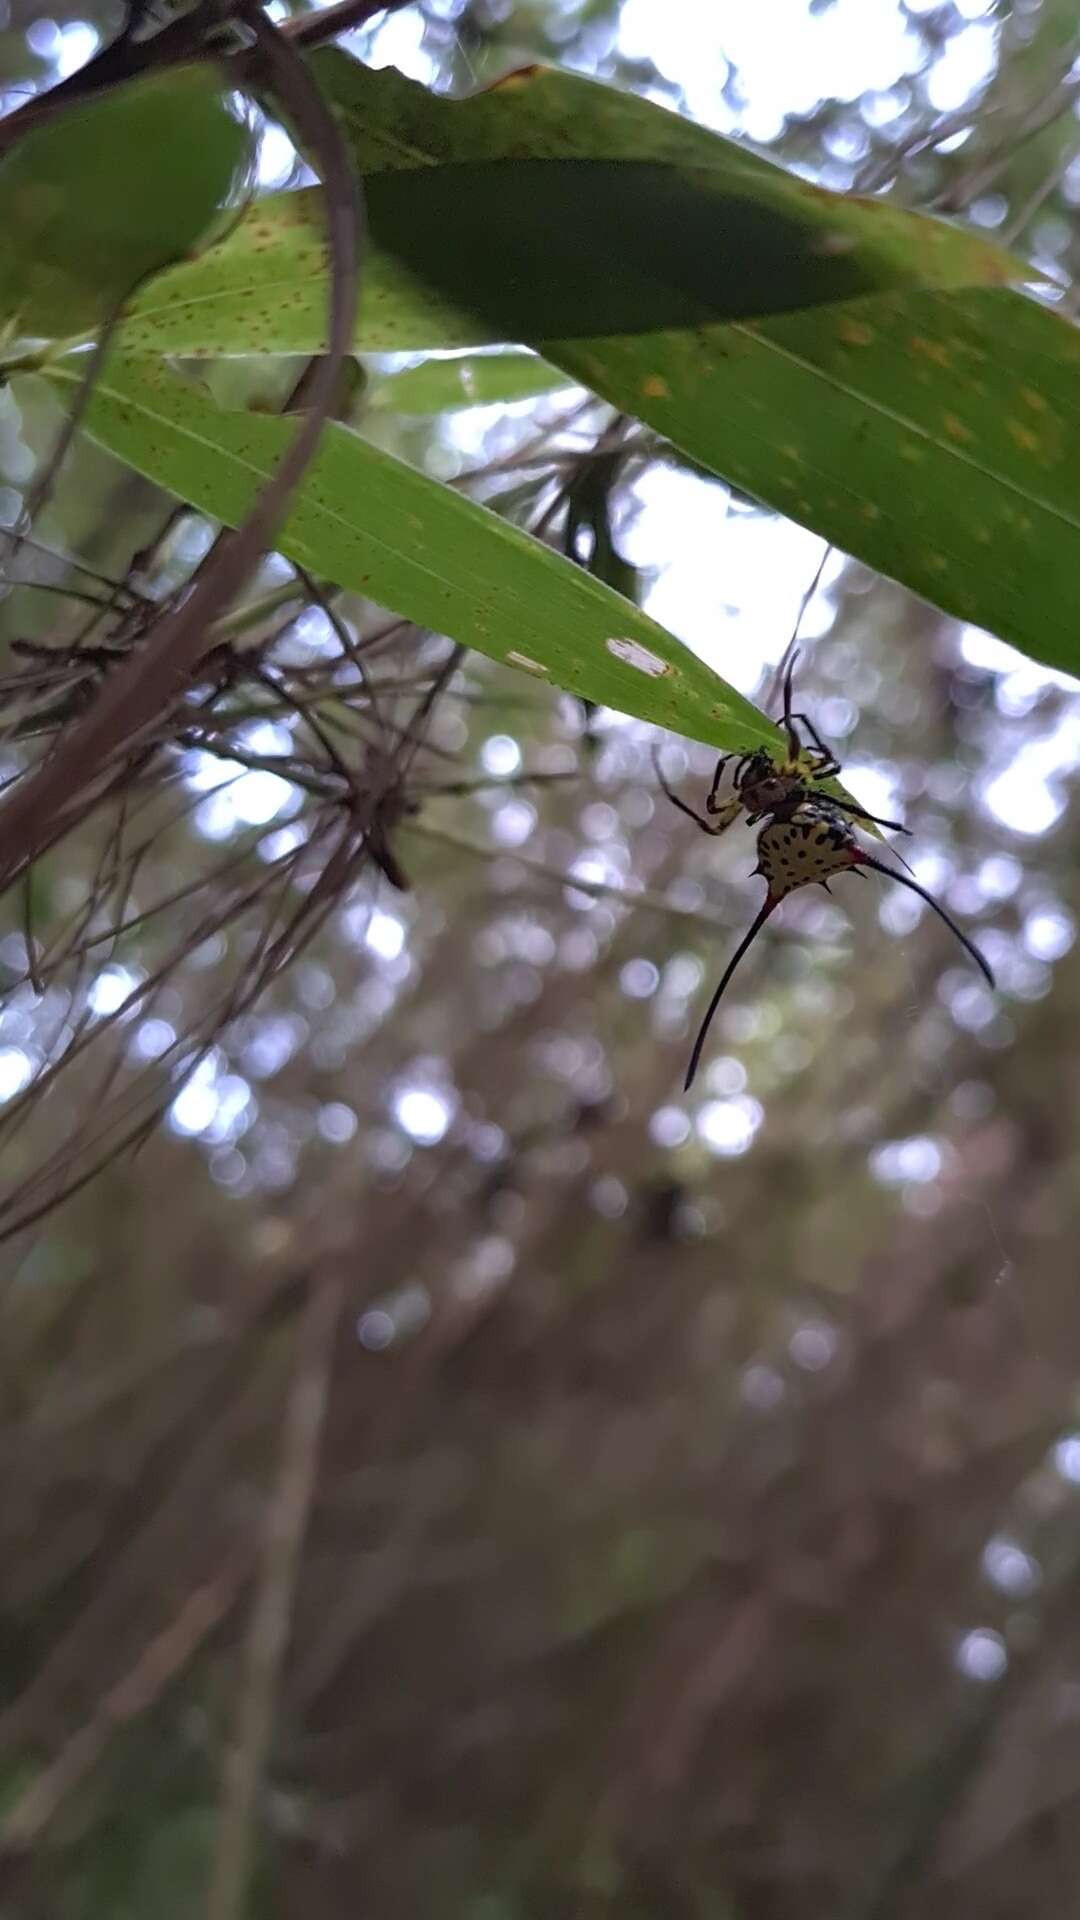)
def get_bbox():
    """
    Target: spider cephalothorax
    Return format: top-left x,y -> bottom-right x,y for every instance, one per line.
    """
658,654 -> 996,1089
